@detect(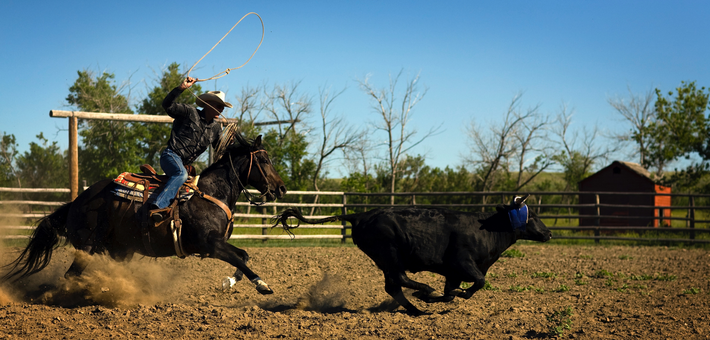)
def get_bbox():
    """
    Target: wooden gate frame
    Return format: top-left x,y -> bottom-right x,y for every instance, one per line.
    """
50,110 -> 293,200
